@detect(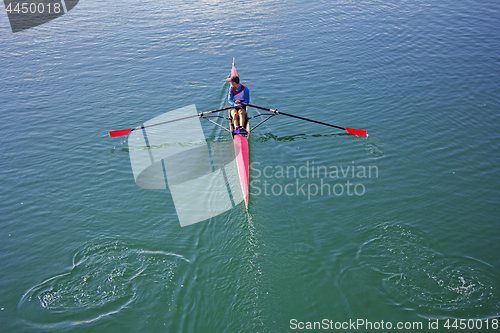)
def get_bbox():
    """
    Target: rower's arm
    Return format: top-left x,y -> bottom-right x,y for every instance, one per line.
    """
242,87 -> 250,105
228,90 -> 238,107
